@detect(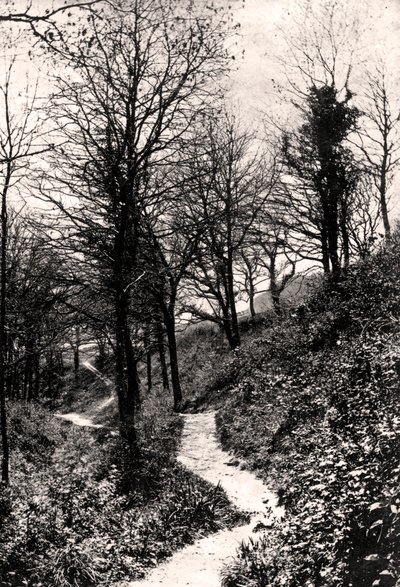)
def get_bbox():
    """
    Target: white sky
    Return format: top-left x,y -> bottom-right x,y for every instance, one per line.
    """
2,0 -> 400,122
1,0 -> 400,218
230,0 -> 400,120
